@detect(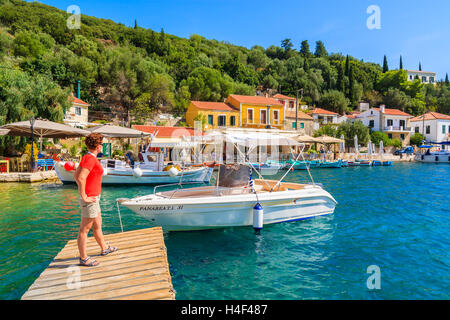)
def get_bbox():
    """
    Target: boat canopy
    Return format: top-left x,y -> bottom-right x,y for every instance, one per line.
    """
149,137 -> 199,148
427,141 -> 450,145
205,130 -> 301,147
